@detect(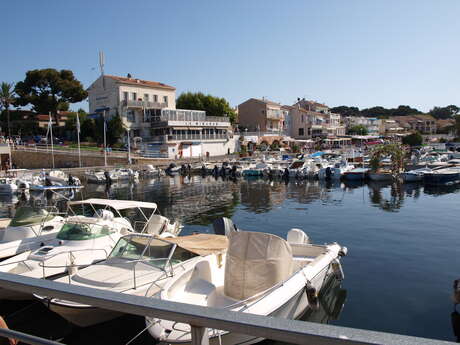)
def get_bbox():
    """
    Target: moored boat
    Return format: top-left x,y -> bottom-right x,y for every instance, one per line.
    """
342,167 -> 369,180
146,228 -> 347,345
423,167 -> 460,186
